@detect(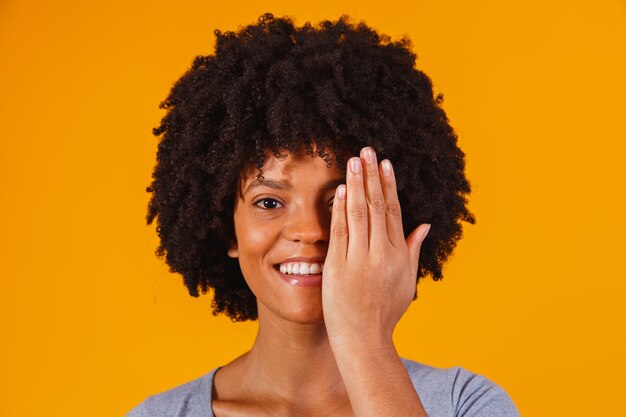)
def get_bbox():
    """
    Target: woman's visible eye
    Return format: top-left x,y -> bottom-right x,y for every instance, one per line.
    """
328,197 -> 335,208
253,198 -> 283,209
